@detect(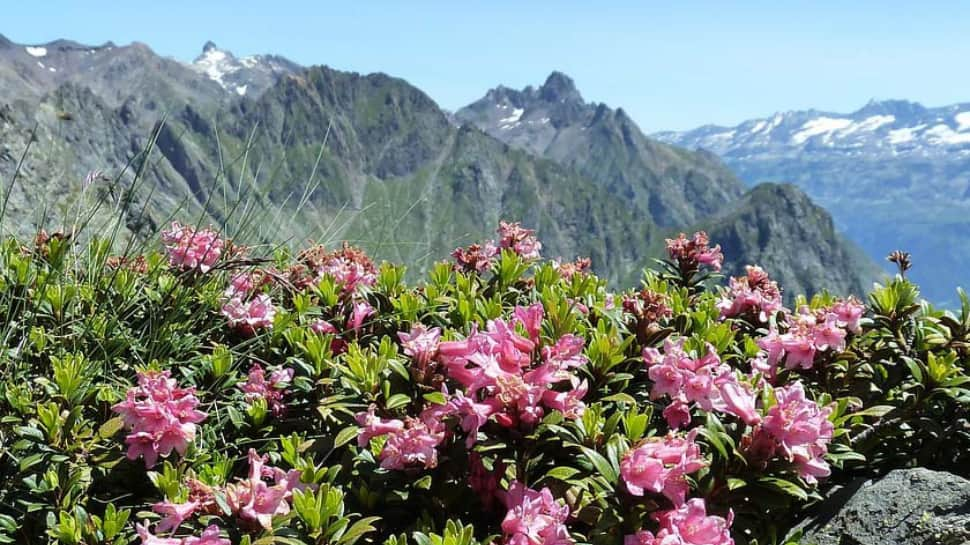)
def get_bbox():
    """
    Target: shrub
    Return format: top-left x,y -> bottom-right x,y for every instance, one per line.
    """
0,223 -> 967,545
